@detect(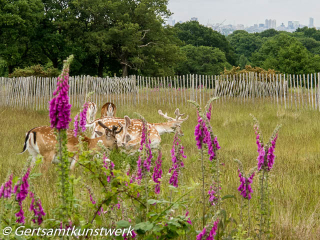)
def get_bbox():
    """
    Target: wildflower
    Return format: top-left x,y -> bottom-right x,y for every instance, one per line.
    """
186,210 -> 192,225
169,131 -> 186,188
136,120 -> 153,183
169,170 -> 179,188
206,104 -> 212,121
0,184 -> 4,198
123,230 -> 137,239
16,168 -> 30,202
207,219 -> 219,240
79,102 -> 88,132
152,150 -> 163,194
30,192 -> 46,225
3,174 -> 13,198
257,147 -> 266,171
73,114 -> 80,137
139,121 -> 146,151
103,156 -> 115,182
238,170 -> 255,200
196,227 -> 206,240
15,168 -> 31,224
49,56 -> 73,130
16,204 -> 25,224
208,184 -> 218,206
267,134 -> 278,171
